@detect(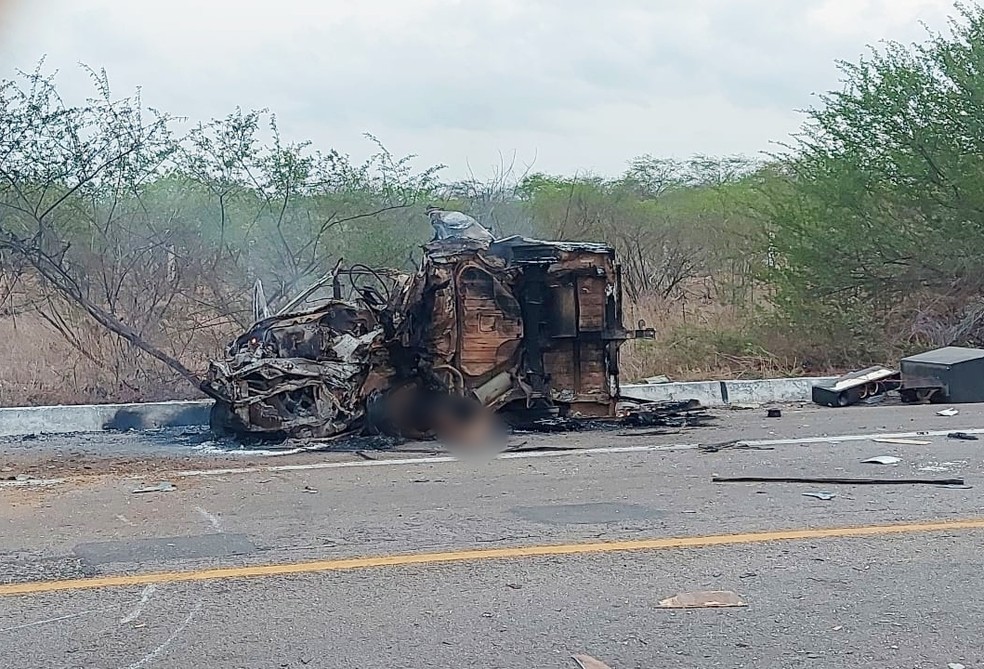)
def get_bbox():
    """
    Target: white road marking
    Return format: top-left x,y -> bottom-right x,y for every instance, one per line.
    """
0,605 -> 118,633
168,427 -> 984,479
0,478 -> 65,488
124,602 -> 201,669
193,506 -> 222,532
174,455 -> 458,478
8,426 -> 982,488
120,584 -> 158,624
